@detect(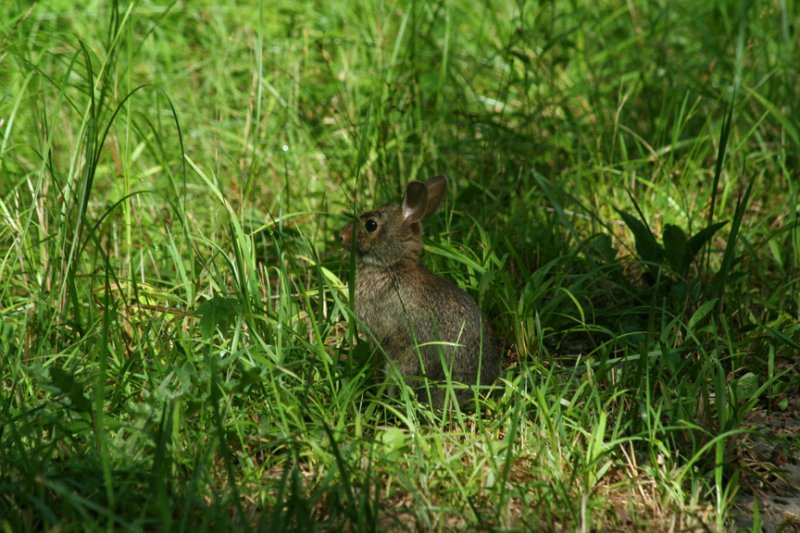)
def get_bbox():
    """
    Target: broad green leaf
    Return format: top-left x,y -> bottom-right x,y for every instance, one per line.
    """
662,224 -> 690,277
688,298 -> 718,331
586,233 -> 616,263
198,296 -> 241,338
687,221 -> 728,259
378,427 -> 410,461
616,209 -> 663,264
50,366 -> 92,413
735,372 -> 759,403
